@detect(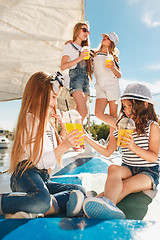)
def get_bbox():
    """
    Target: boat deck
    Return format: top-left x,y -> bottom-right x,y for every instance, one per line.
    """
0,143 -> 160,239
